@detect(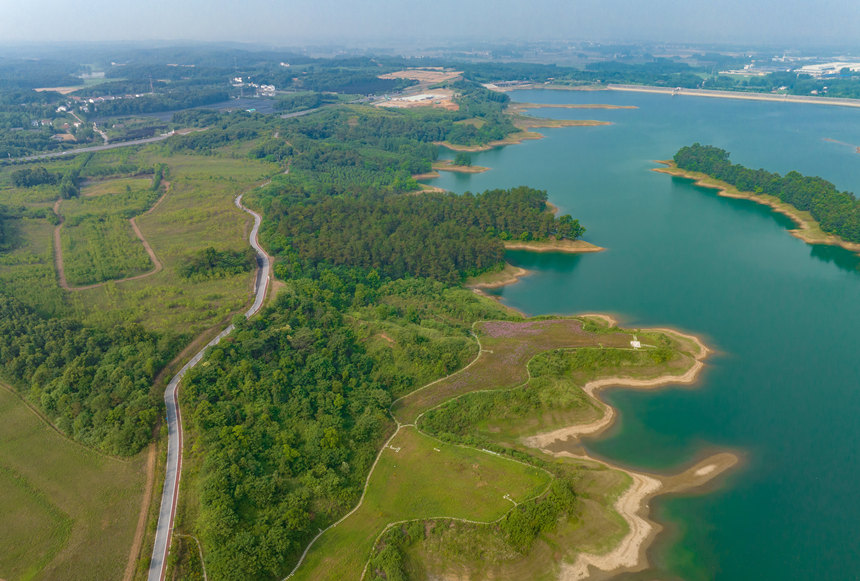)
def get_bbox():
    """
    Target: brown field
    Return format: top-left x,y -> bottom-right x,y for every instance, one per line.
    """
379,69 -> 463,83
34,87 -> 84,95
376,89 -> 459,111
